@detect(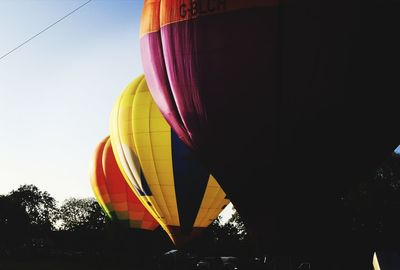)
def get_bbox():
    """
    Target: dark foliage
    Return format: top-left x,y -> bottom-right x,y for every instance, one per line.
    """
8,184 -> 58,233
58,198 -> 108,231
0,195 -> 31,250
342,152 -> 400,248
